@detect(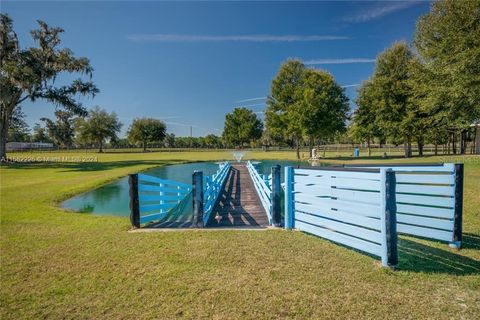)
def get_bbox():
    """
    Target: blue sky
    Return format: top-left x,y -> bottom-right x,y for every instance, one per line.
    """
3,1 -> 431,137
